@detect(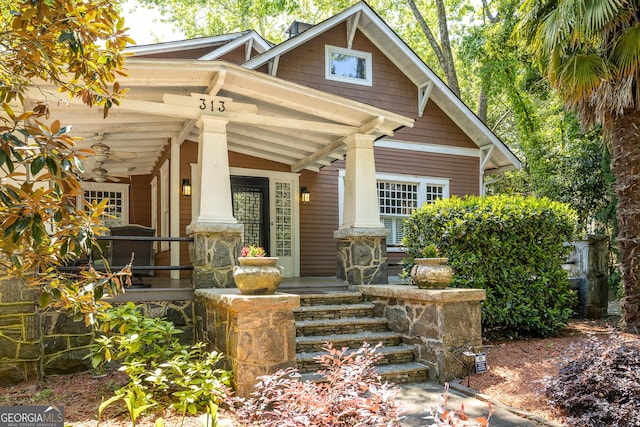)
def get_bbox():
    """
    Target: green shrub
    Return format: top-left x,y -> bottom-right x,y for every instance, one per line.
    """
90,302 -> 231,425
402,195 -> 578,337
